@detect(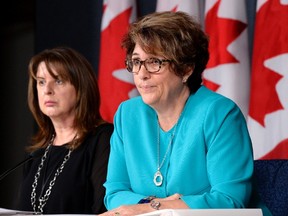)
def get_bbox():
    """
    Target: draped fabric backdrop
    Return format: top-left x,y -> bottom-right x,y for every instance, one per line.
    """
97,0 -> 288,160
98,0 -> 138,123
247,0 -> 288,159
204,0 -> 250,118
